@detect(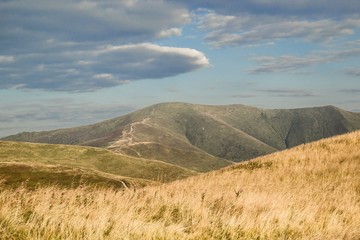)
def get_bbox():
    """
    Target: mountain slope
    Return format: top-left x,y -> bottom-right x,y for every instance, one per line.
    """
1,131 -> 359,239
194,104 -> 360,150
0,141 -> 197,187
0,162 -> 144,189
3,102 -> 360,163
